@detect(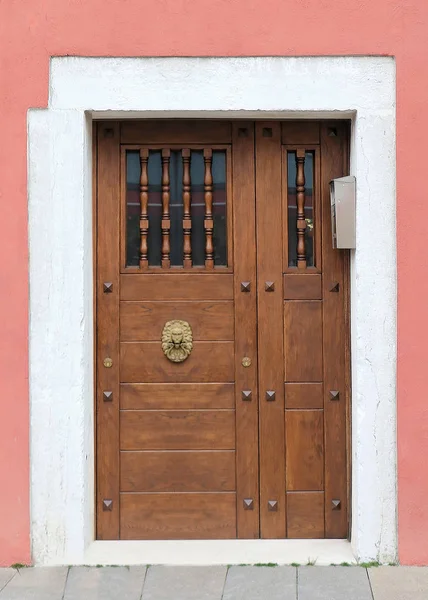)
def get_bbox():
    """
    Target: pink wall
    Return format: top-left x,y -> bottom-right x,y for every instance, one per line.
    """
0,0 -> 426,566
